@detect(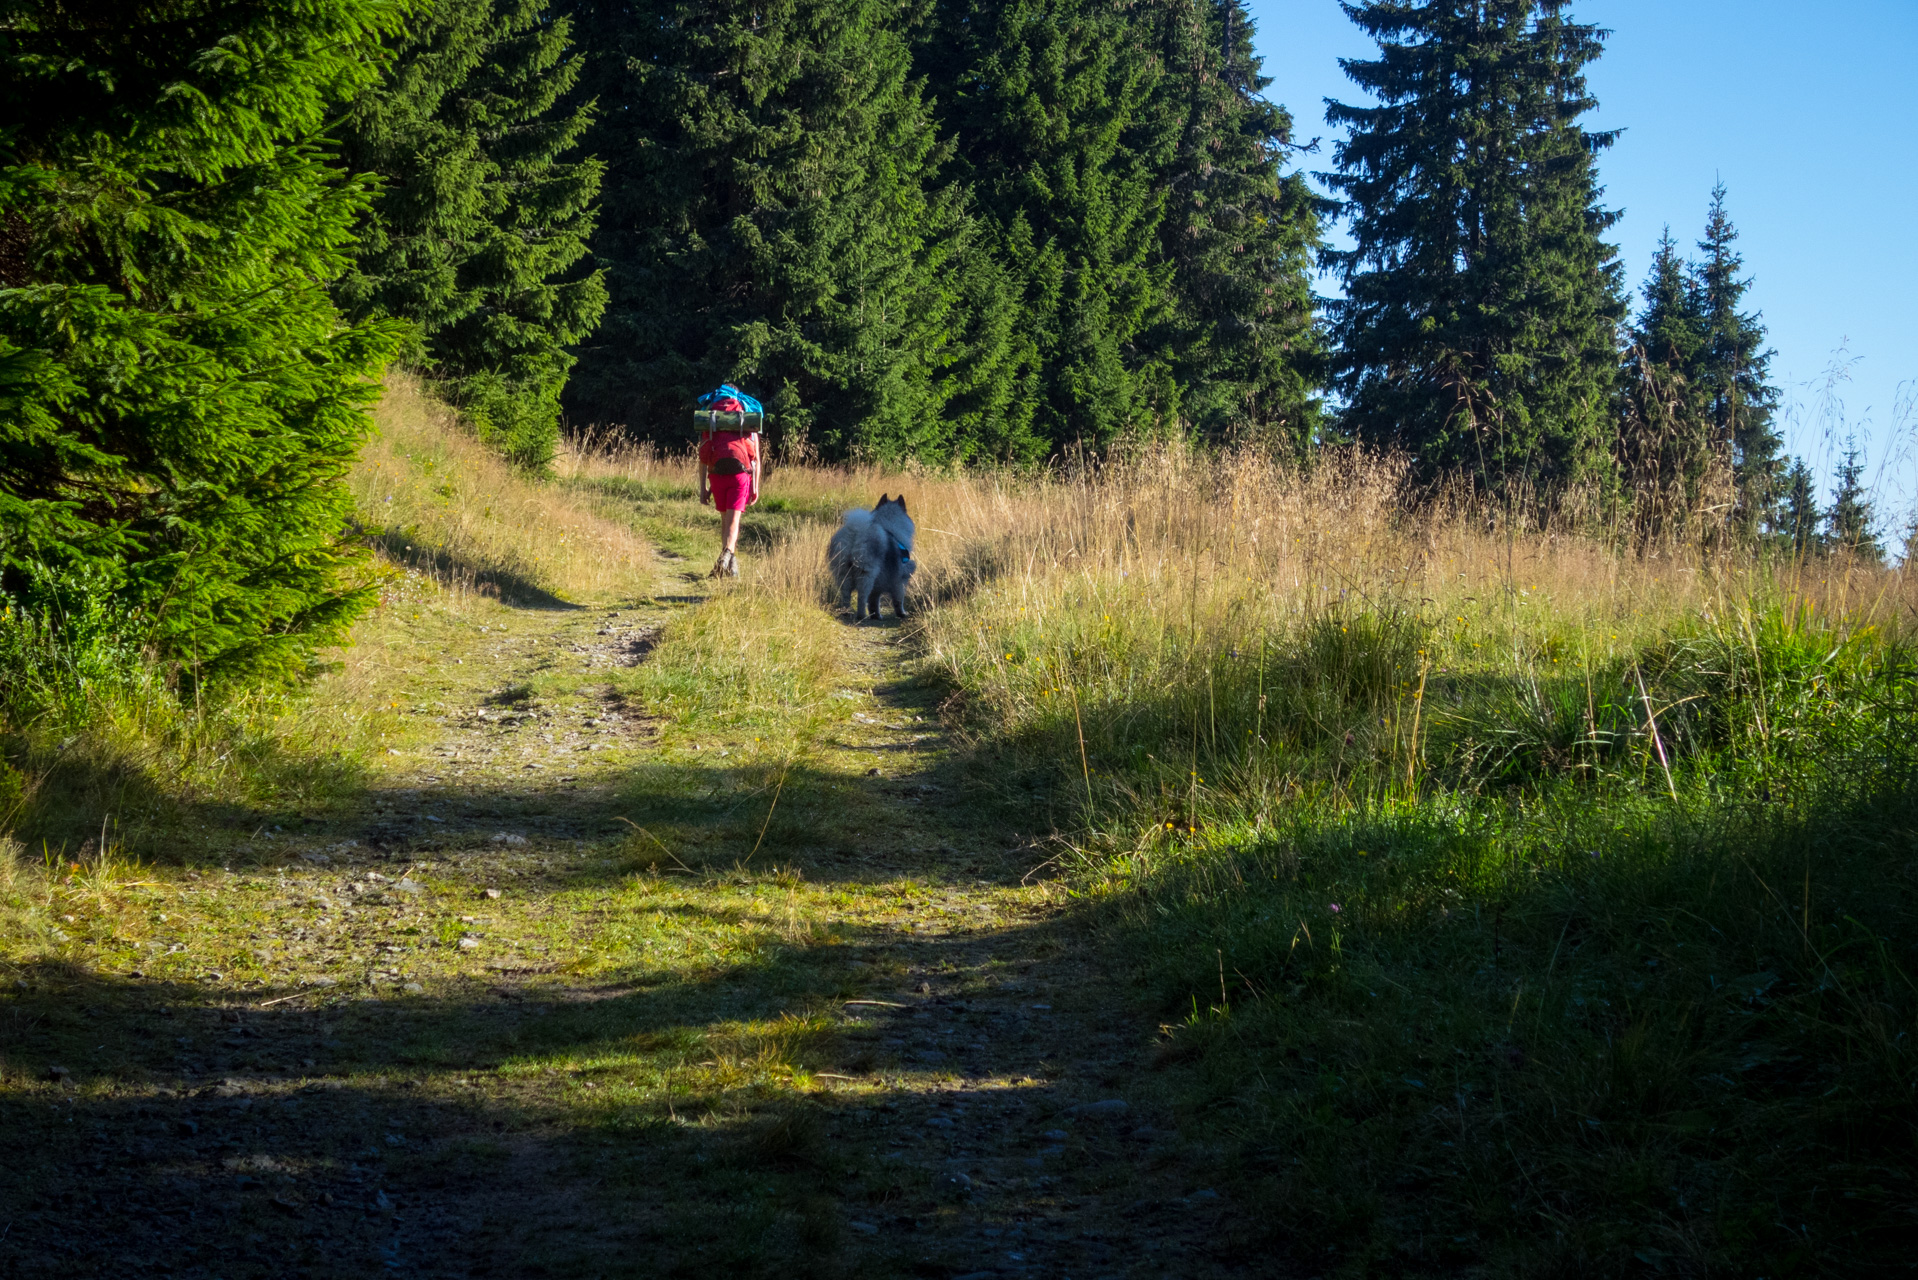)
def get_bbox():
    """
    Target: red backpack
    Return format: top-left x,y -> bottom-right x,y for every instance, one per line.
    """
693,384 -> 763,474
699,430 -> 757,475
